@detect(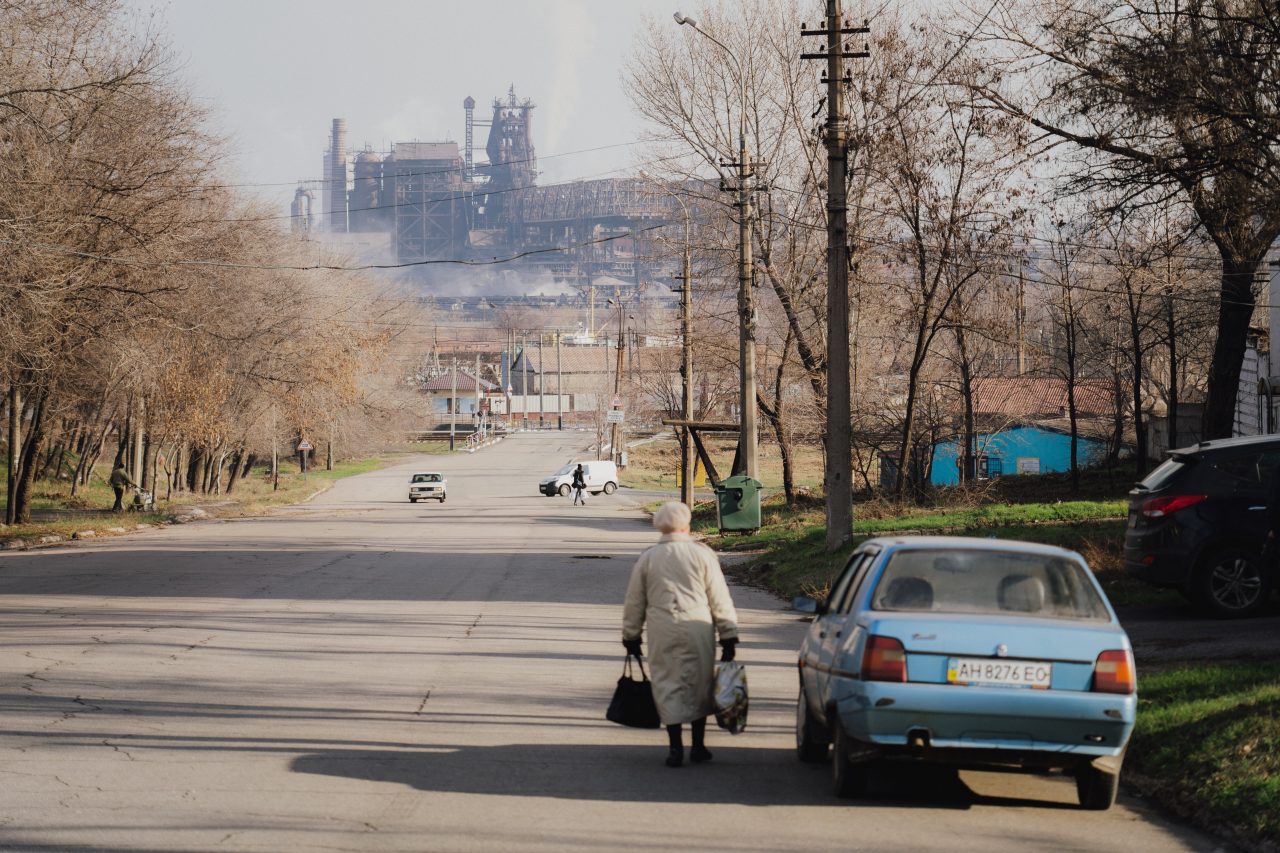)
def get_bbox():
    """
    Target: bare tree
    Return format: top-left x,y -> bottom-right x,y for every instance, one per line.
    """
970,0 -> 1280,439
